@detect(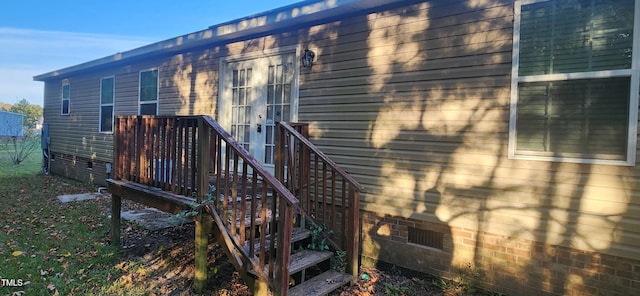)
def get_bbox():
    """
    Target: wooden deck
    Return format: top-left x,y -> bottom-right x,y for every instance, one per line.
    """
108,115 -> 362,296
